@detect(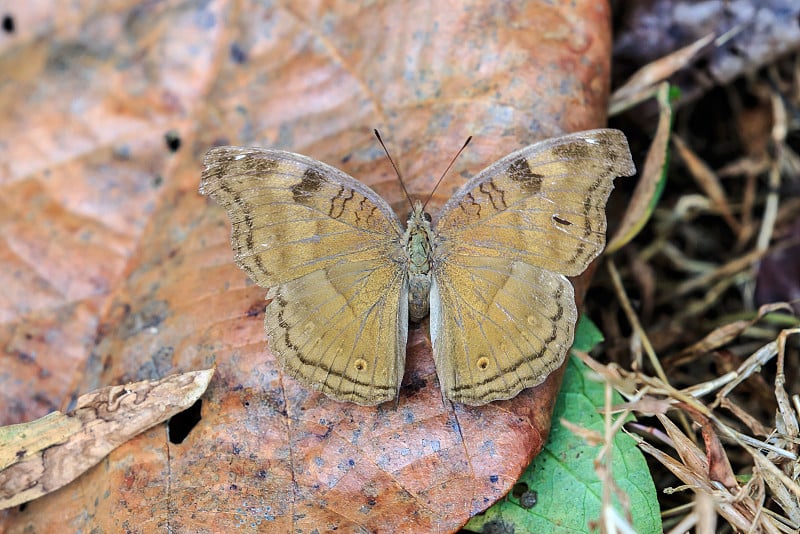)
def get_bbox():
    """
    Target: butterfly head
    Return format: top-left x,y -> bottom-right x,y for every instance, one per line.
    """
406,200 -> 432,229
